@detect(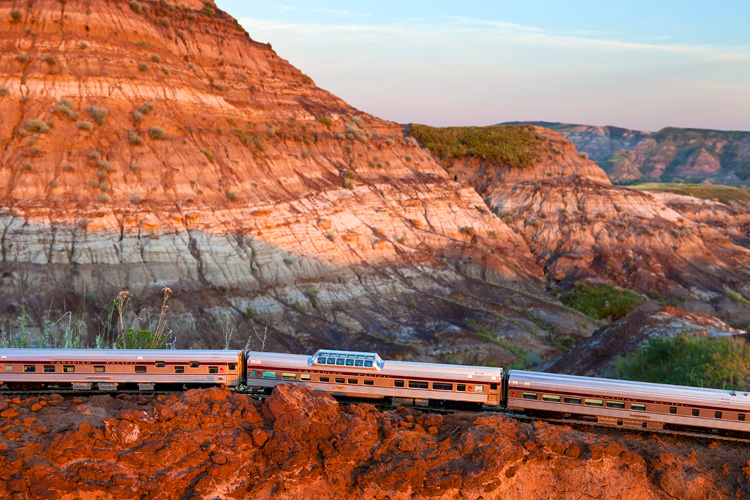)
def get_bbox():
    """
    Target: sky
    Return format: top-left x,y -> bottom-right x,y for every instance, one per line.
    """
215,1 -> 750,132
